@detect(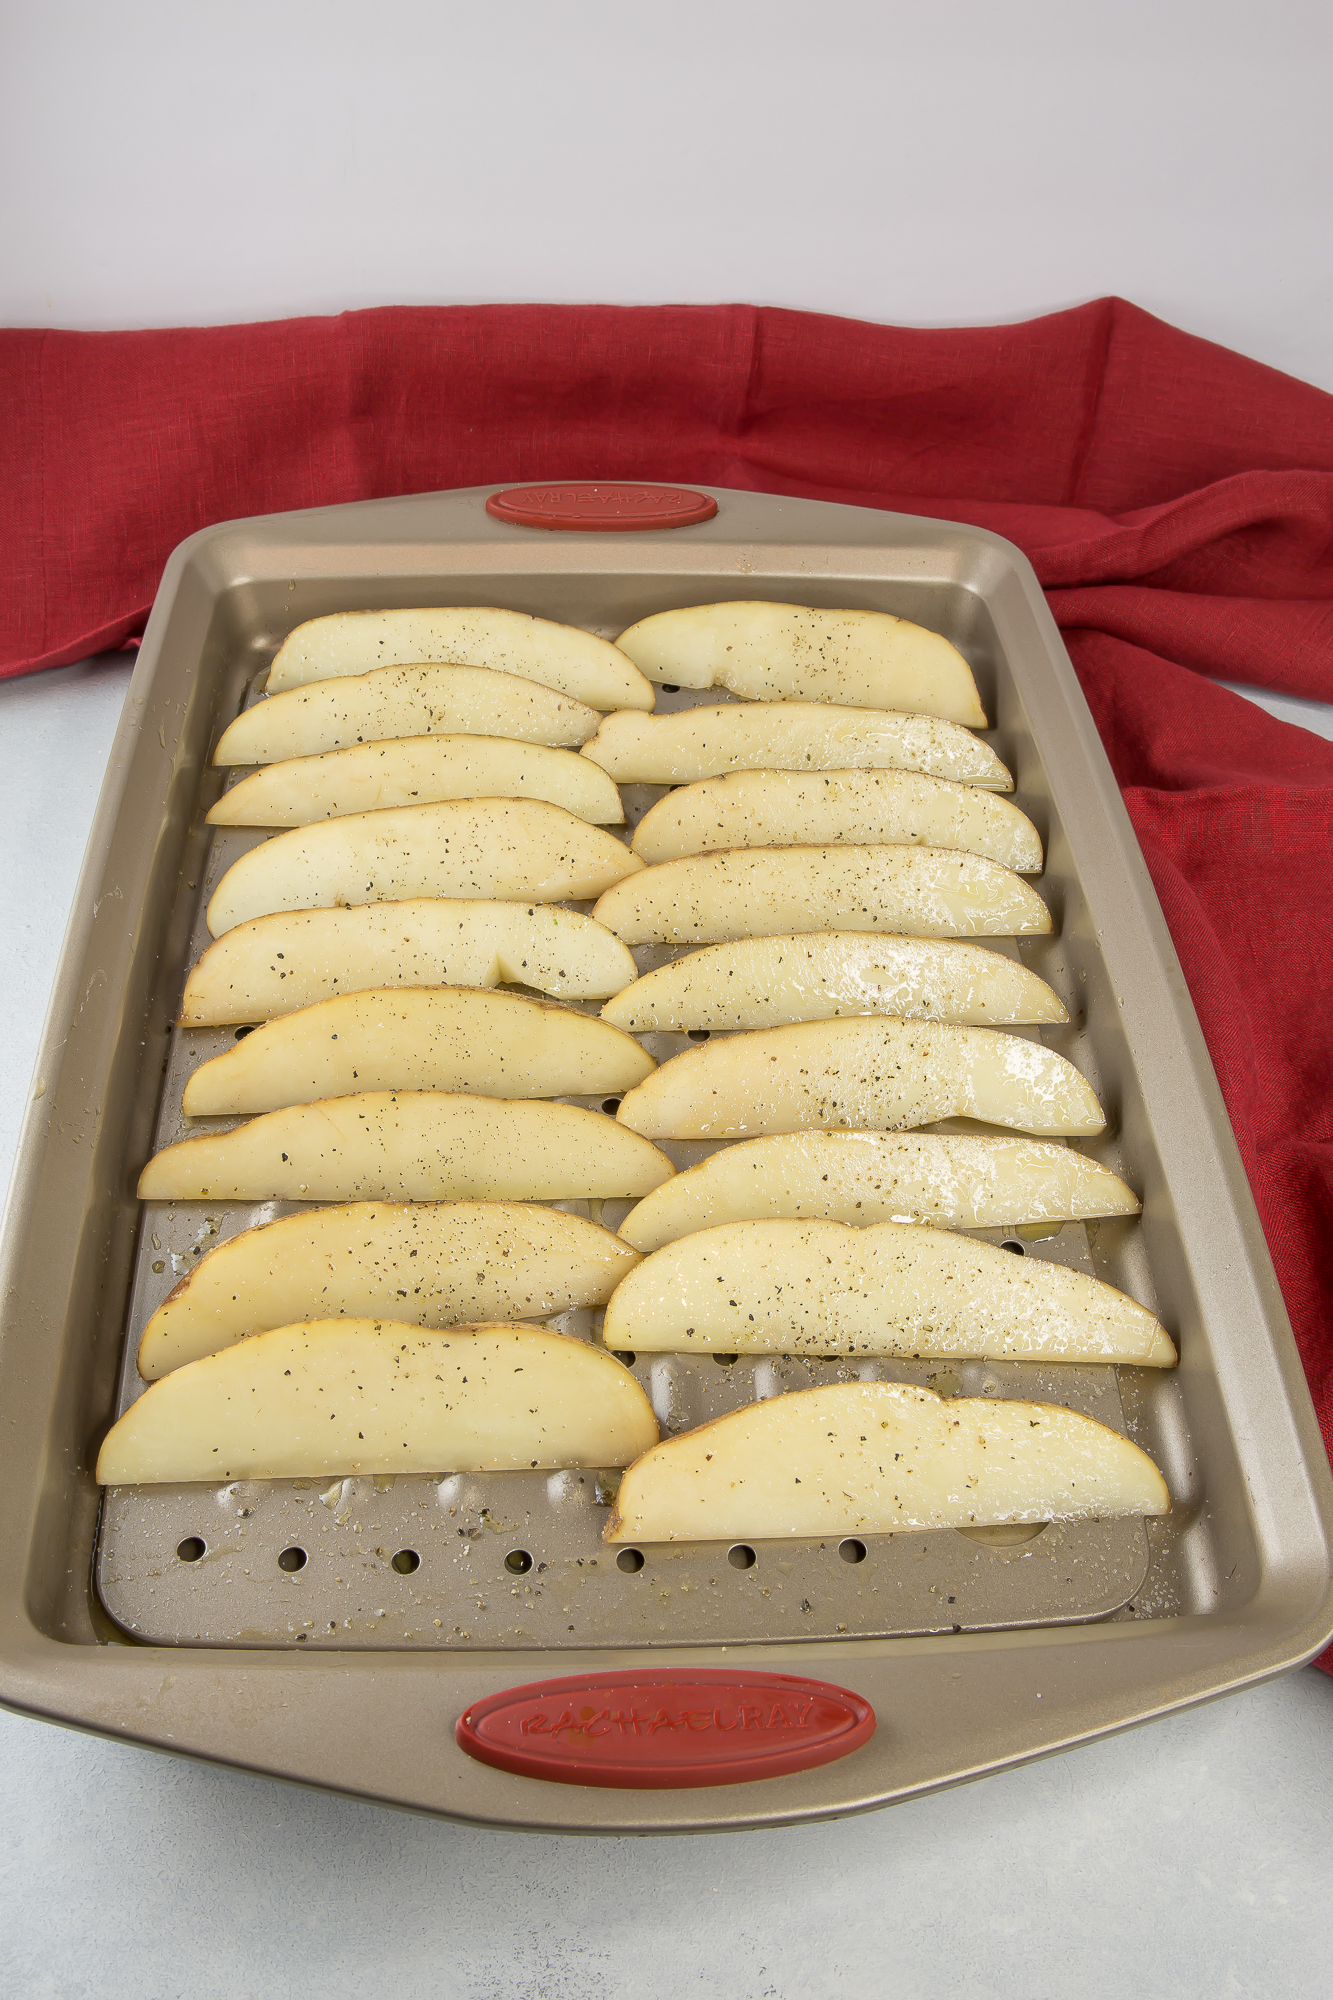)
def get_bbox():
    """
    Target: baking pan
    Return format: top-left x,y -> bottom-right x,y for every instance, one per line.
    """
1,484 -> 1330,1833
